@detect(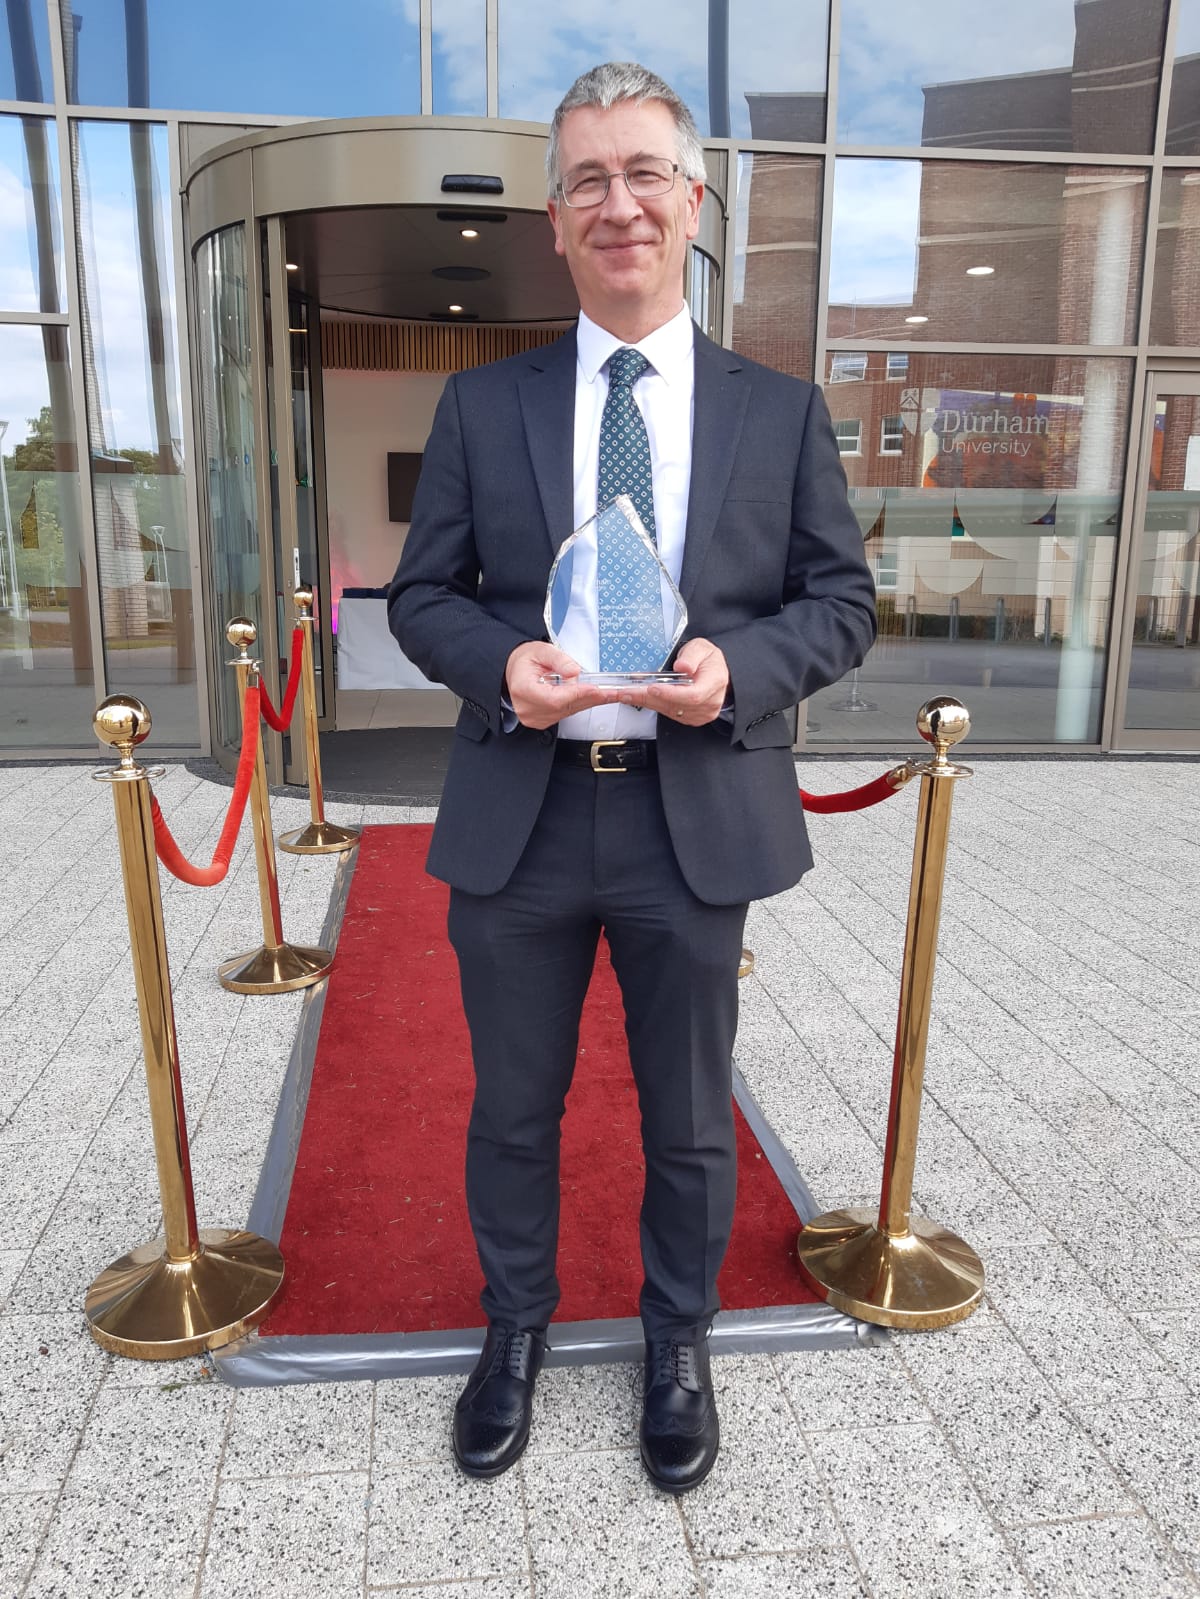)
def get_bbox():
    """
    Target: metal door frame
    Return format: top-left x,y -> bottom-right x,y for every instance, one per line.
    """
1105,367 -> 1200,753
